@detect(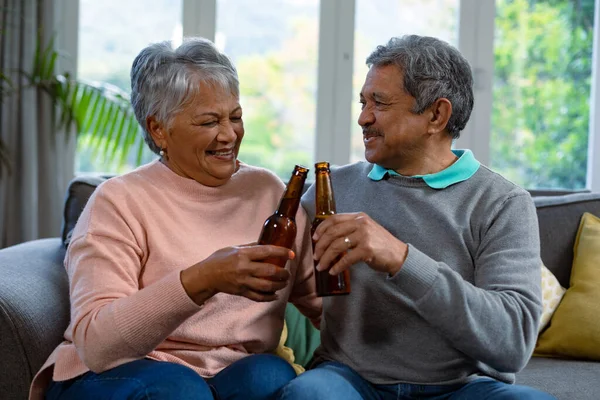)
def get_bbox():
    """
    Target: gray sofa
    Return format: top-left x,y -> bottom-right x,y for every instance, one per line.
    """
1,177 -> 599,399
